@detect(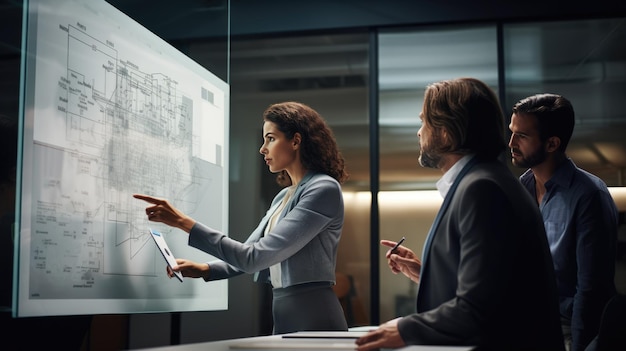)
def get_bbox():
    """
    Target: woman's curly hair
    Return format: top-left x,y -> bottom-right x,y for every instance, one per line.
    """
262,102 -> 348,187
